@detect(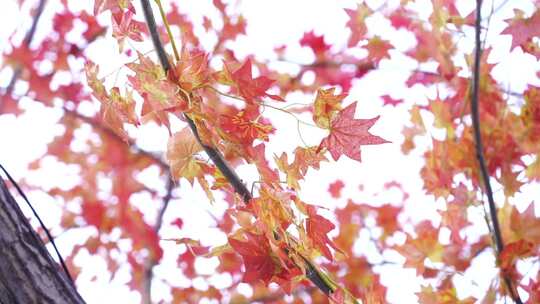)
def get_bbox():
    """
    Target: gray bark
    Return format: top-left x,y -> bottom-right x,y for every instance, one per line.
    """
0,177 -> 85,304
